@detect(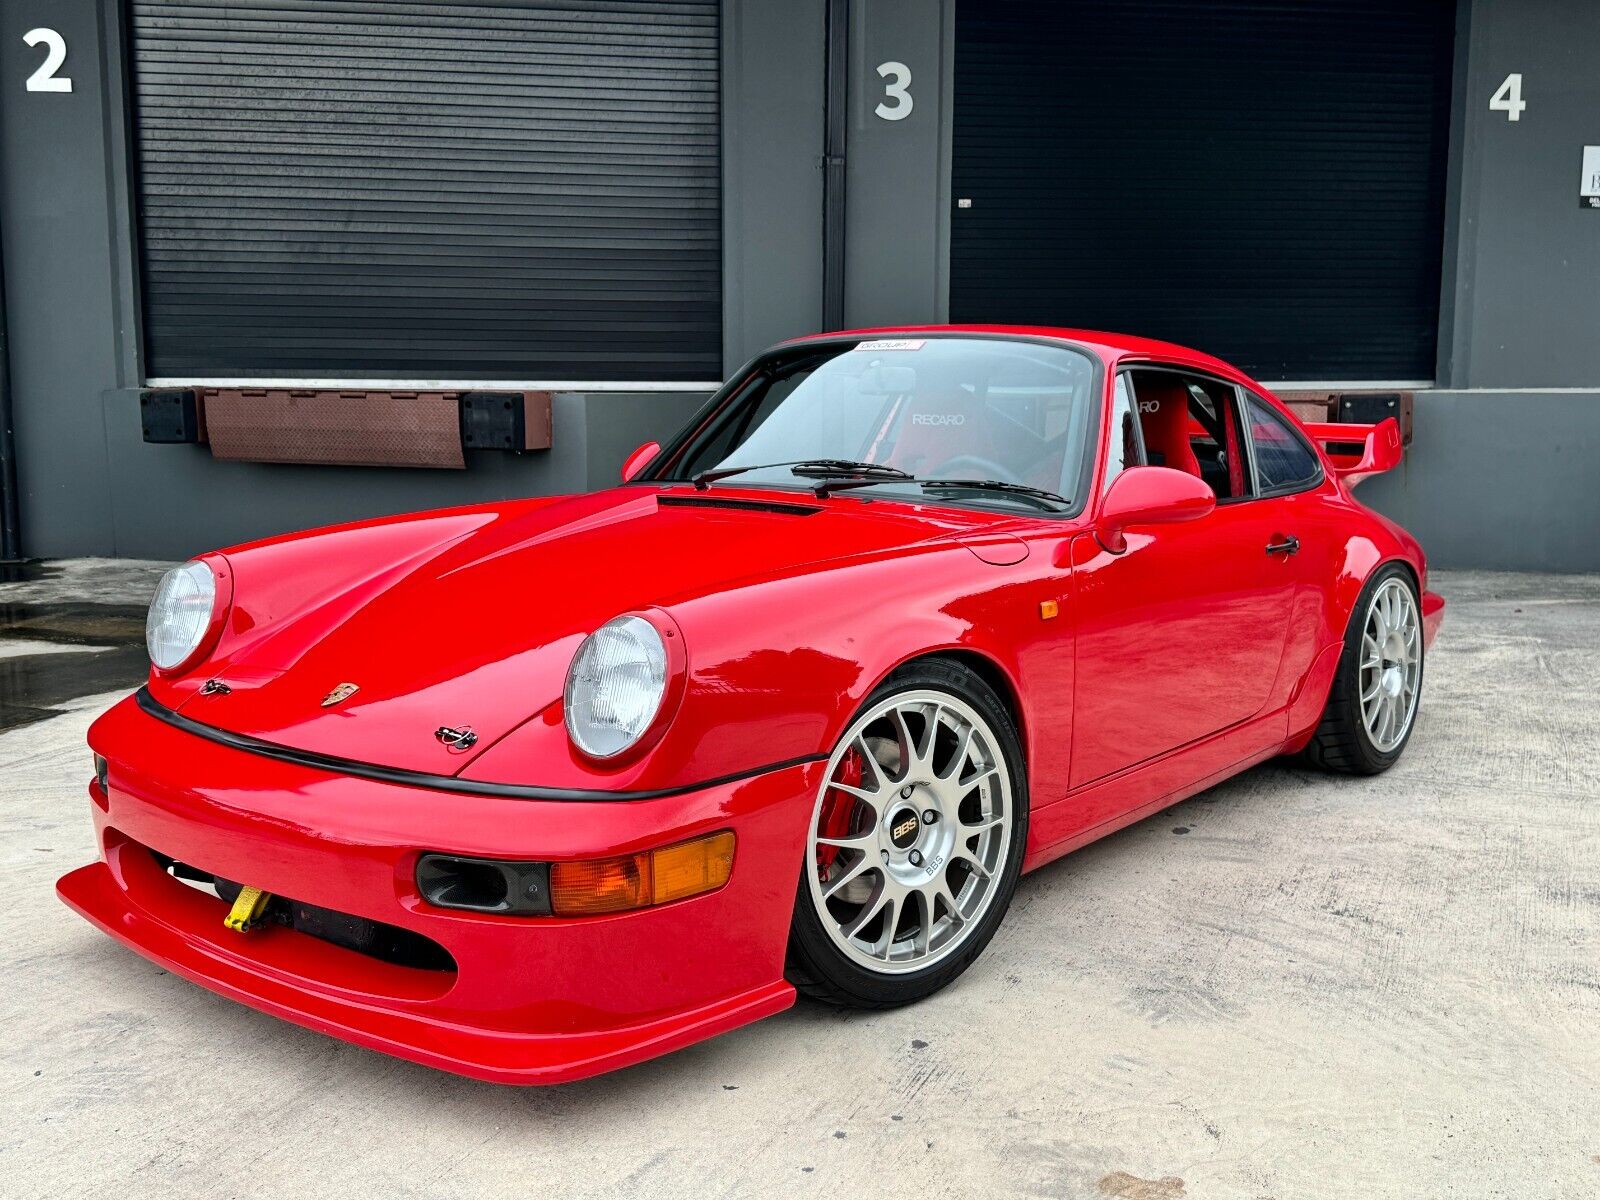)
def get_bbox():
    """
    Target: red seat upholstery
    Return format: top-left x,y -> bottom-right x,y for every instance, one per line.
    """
884,389 -> 1002,476
1135,378 -> 1201,477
